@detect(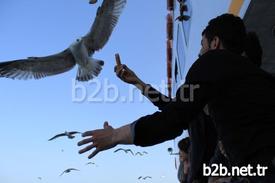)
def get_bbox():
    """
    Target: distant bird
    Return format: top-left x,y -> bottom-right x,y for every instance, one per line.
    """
138,176 -> 152,180
85,162 -> 98,167
135,152 -> 143,156
0,0 -> 127,81
143,176 -> 152,180
89,0 -> 98,4
60,168 -> 79,176
135,151 -> 148,156
86,162 -> 95,165
48,131 -> 81,141
37,177 -> 42,180
114,148 -> 134,156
